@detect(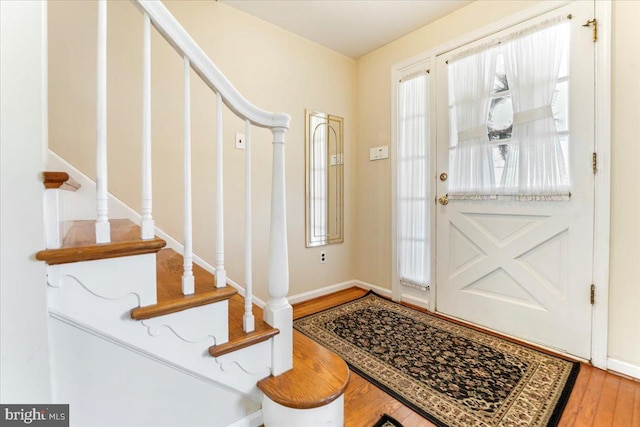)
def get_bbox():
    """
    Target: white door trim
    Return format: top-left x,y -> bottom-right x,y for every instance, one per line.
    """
390,0 -> 611,365
591,0 -> 612,370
